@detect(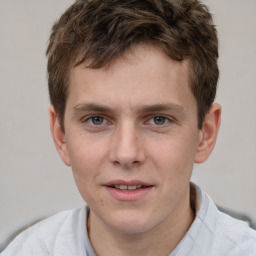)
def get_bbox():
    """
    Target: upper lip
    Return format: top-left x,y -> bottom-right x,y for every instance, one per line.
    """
103,180 -> 153,187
